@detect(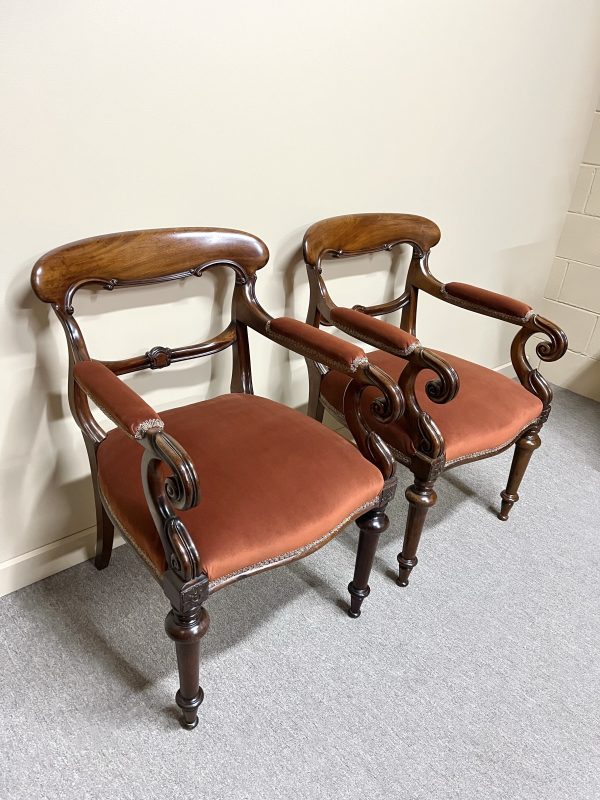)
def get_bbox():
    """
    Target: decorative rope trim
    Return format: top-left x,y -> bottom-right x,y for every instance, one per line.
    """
133,418 -> 164,439
440,286 -> 533,324
443,417 -> 543,466
266,319 -> 368,373
323,389 -> 542,468
208,497 -> 379,590
333,319 -> 419,358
